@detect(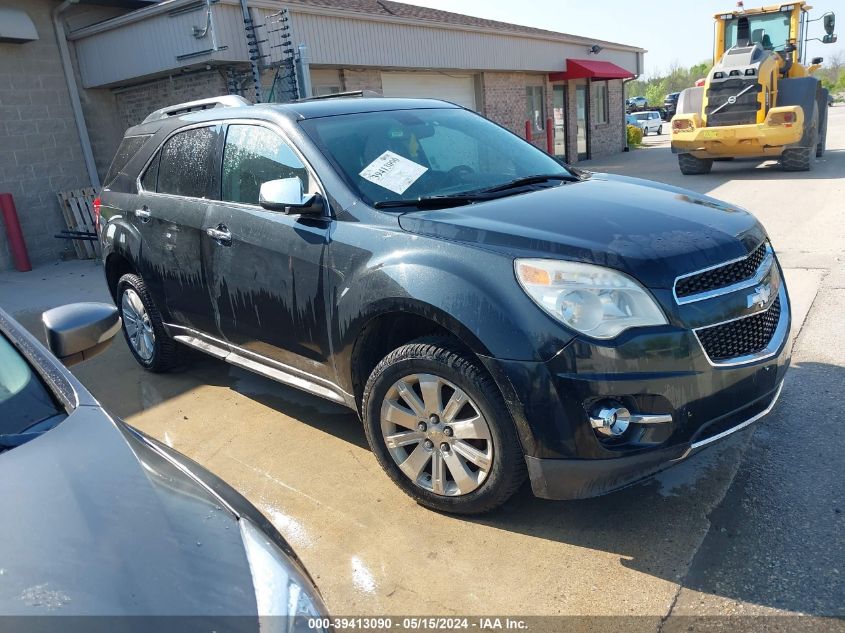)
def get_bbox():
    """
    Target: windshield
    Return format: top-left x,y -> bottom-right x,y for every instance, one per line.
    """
725,11 -> 792,53
300,108 -> 571,206
0,332 -> 63,440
